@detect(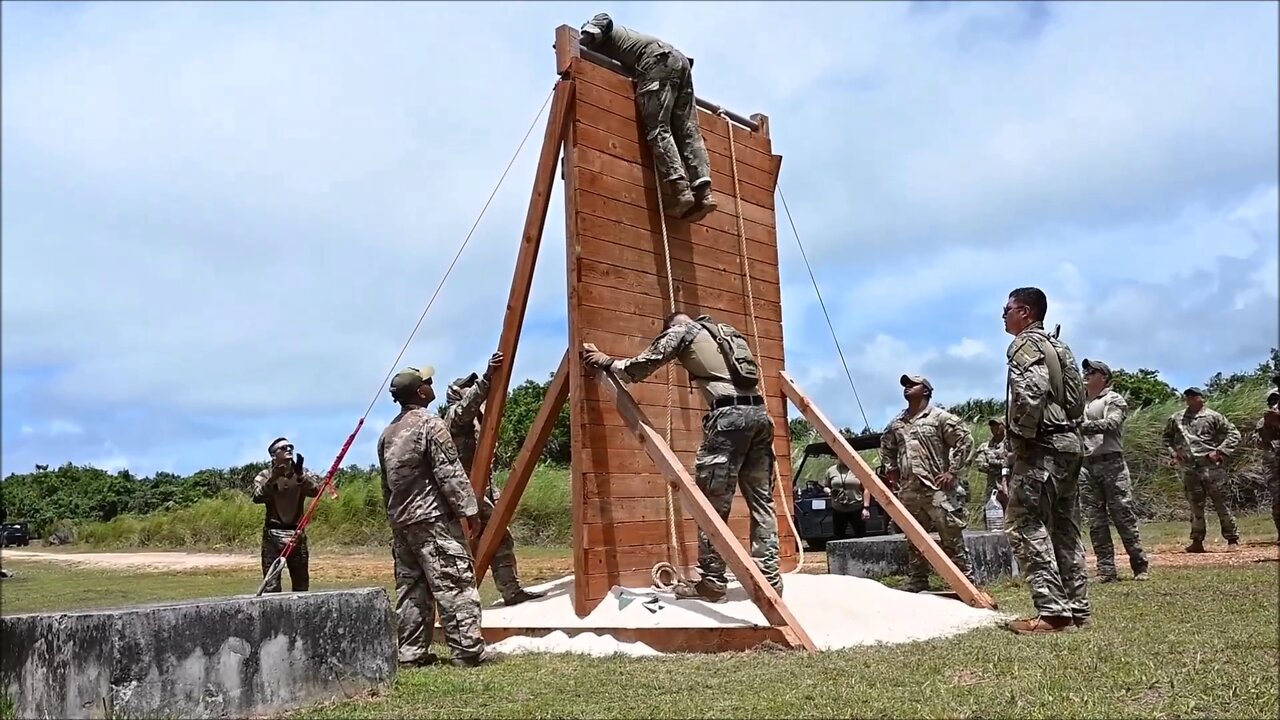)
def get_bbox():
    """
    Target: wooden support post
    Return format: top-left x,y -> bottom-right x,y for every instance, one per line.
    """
474,352 -> 570,581
595,368 -> 818,652
554,24 -> 579,76
470,79 -> 576,500
778,370 -> 998,611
